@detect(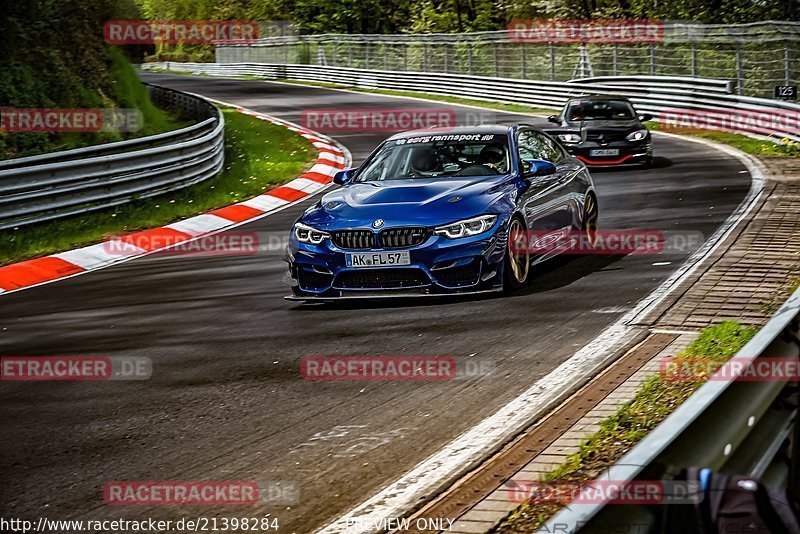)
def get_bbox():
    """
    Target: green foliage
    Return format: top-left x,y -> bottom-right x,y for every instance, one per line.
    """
130,0 -> 800,37
0,0 -> 183,159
